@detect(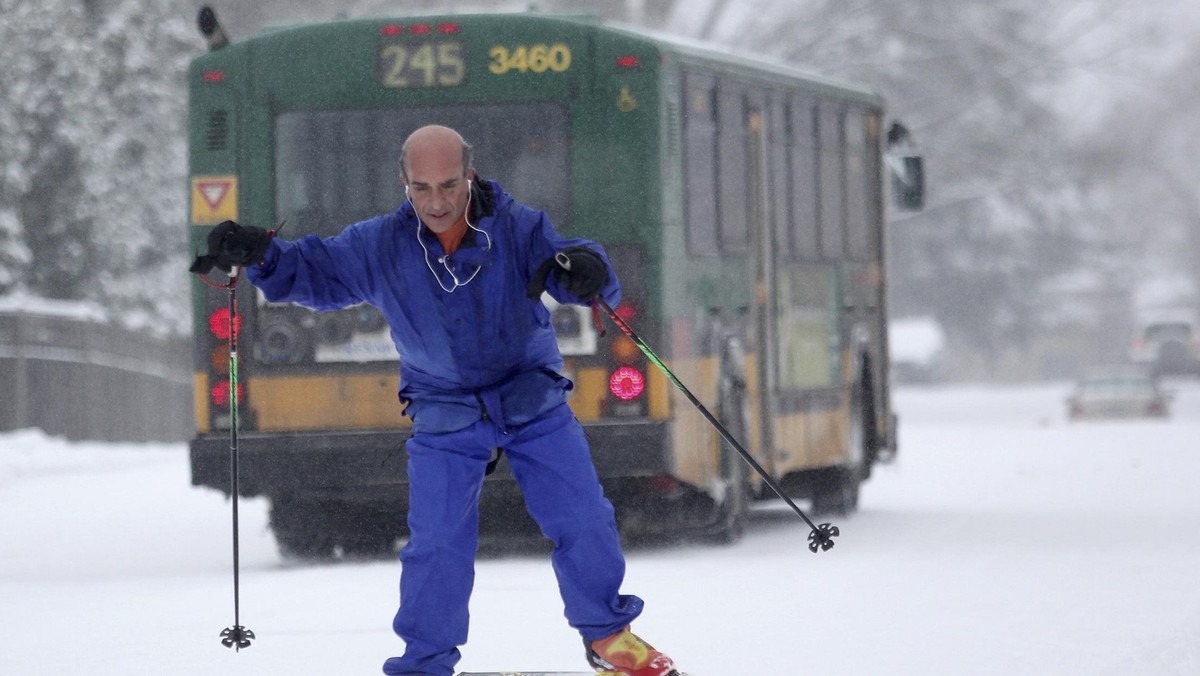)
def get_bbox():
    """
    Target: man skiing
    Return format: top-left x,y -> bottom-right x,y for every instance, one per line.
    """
190,124 -> 680,676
